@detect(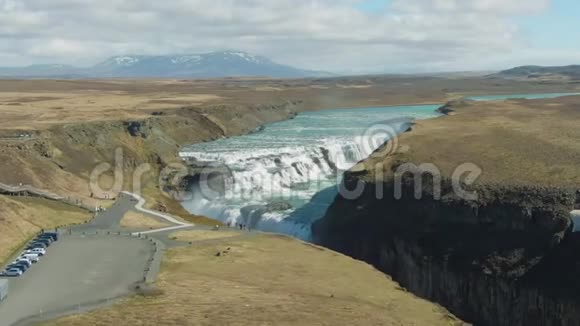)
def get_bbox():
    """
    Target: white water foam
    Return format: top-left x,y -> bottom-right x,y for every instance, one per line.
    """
180,106 -> 441,240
